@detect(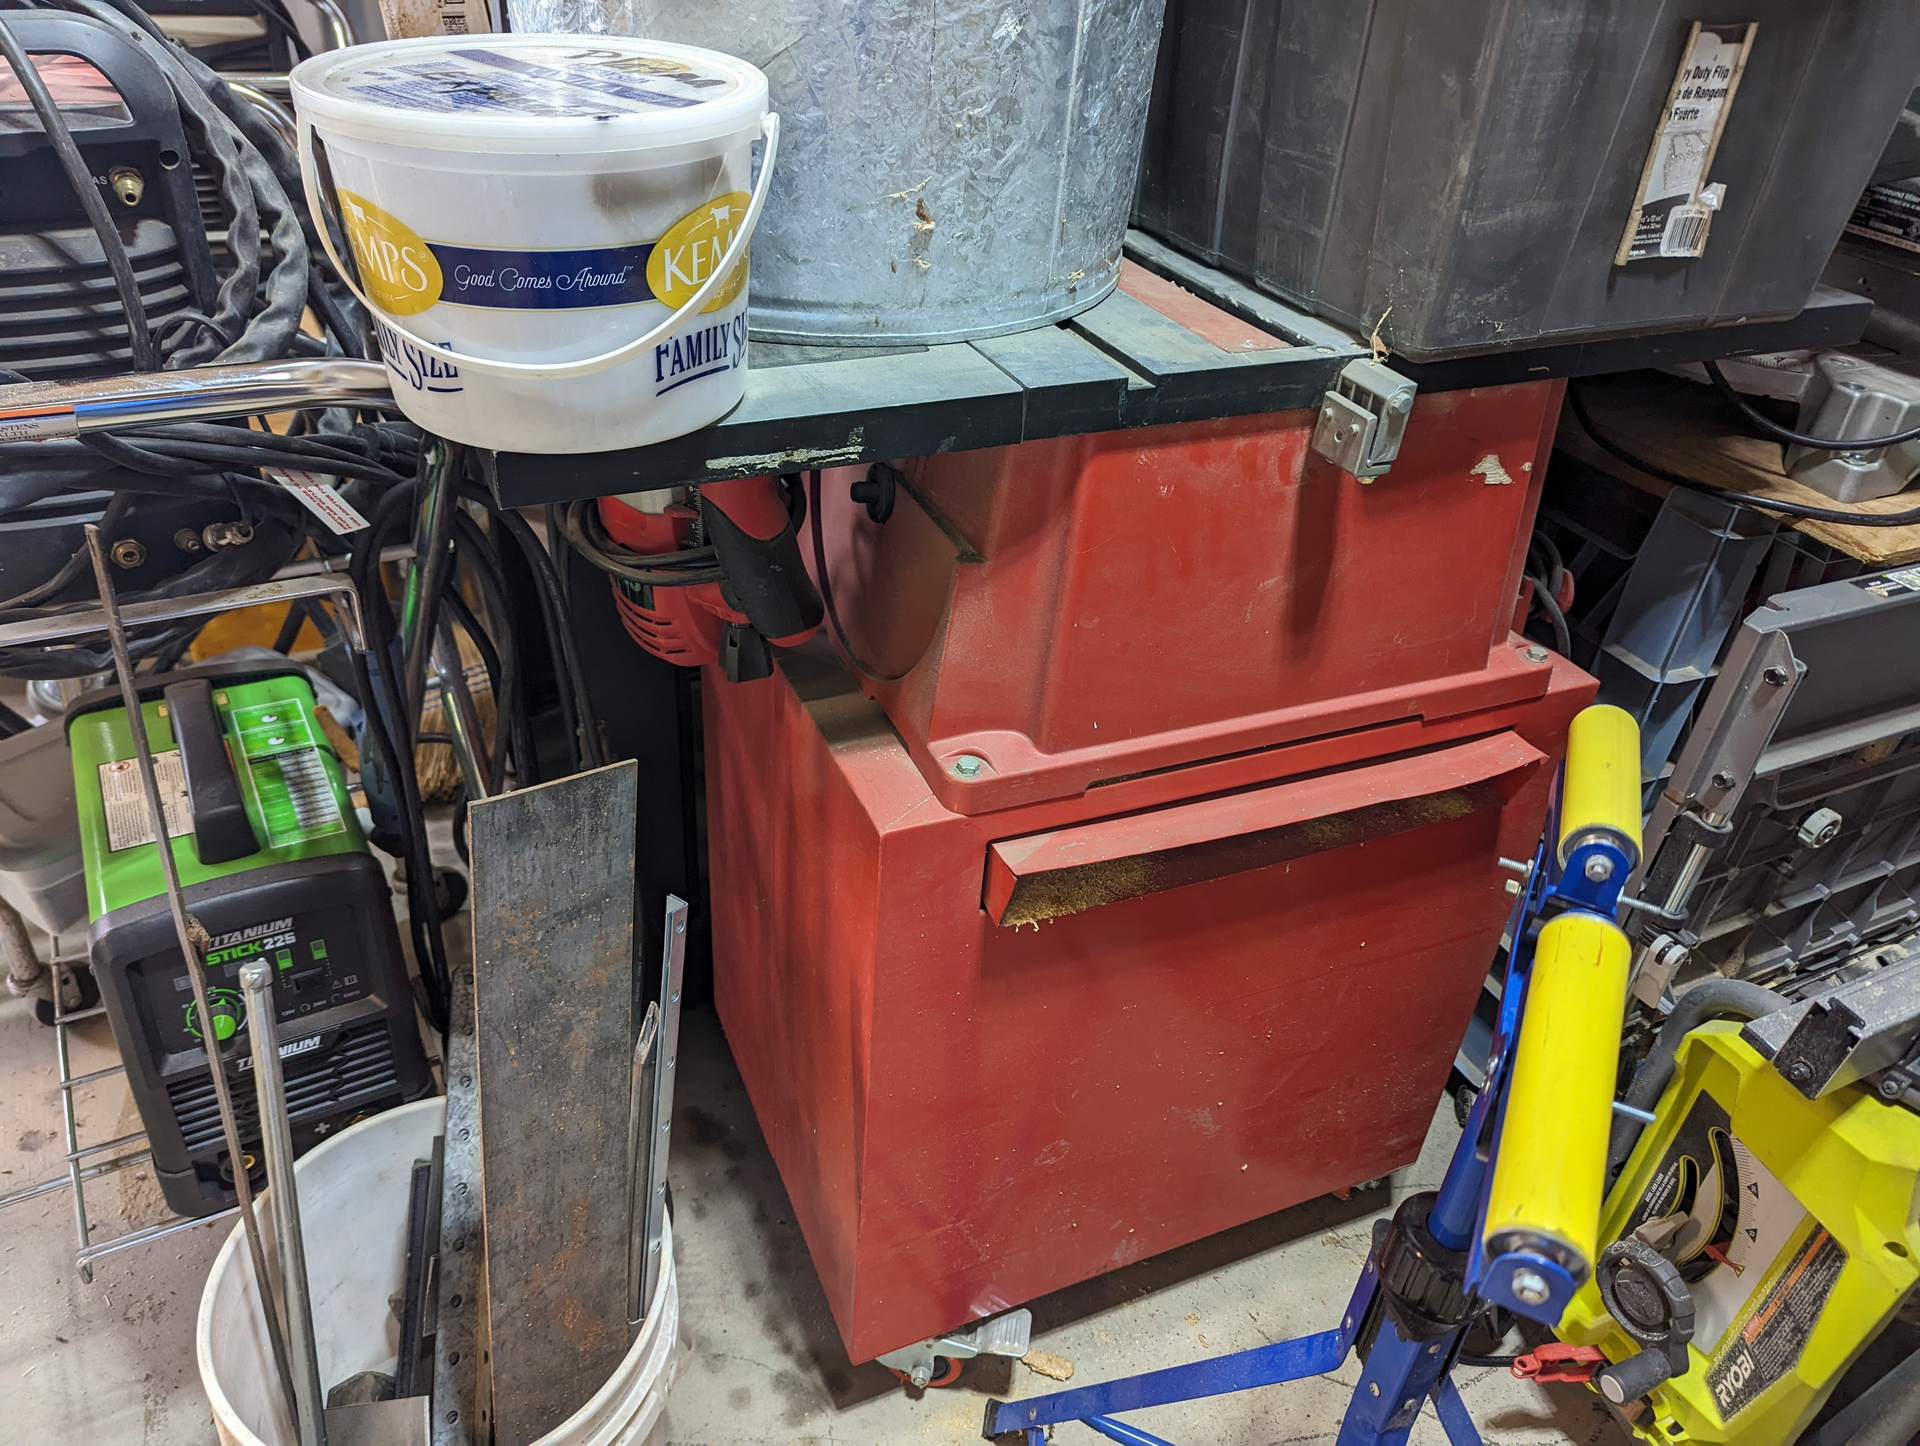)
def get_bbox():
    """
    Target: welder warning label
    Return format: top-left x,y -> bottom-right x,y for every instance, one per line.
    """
1704,1226 -> 1846,1419
99,753 -> 191,852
